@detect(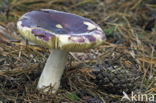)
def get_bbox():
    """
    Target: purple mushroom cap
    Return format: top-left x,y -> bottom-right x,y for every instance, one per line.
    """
20,10 -> 96,33
17,9 -> 106,51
